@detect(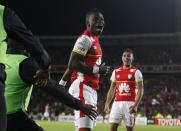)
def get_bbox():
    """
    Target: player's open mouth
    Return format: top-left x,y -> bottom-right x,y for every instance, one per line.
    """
124,60 -> 130,63
96,25 -> 103,30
